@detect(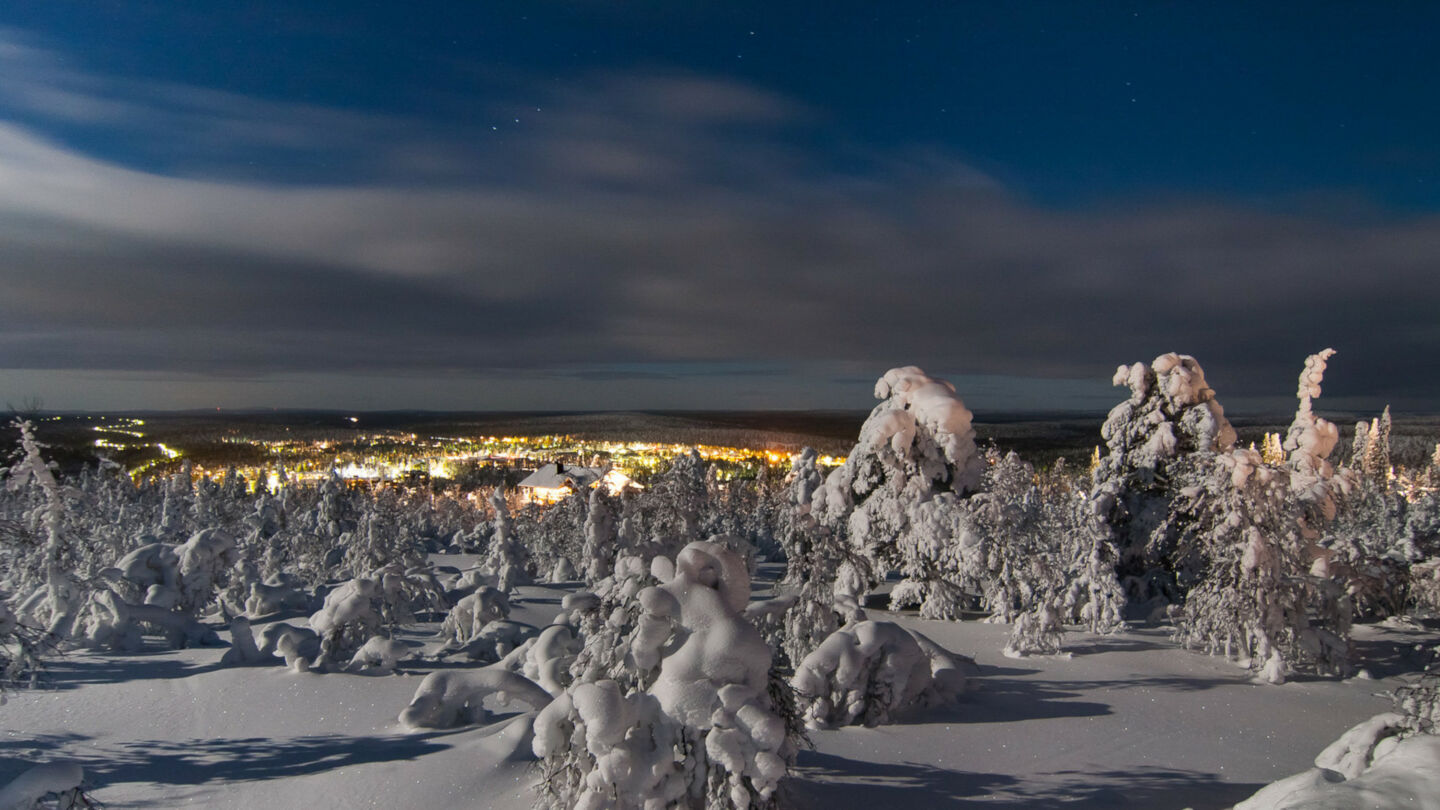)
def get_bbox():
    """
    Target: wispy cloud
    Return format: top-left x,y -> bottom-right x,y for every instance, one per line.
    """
0,26 -> 1436,410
